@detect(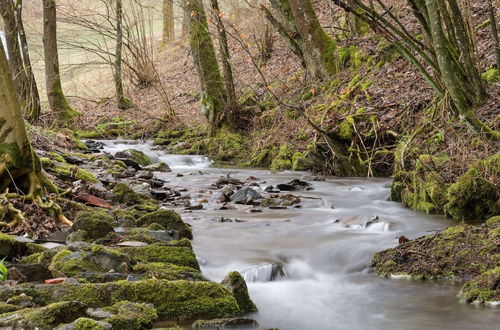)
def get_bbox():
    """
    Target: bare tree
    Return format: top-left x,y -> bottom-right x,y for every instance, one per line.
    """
43,0 -> 79,126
